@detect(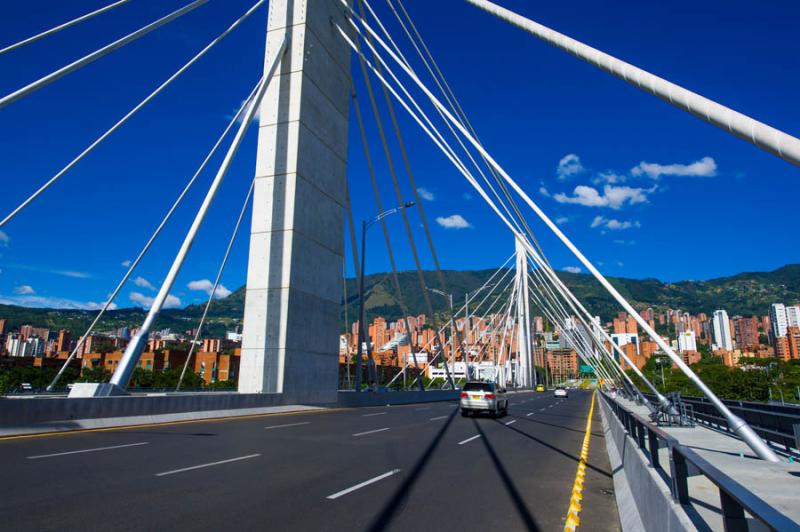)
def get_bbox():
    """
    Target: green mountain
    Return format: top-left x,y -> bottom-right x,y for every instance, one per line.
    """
2,265 -> 799,337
